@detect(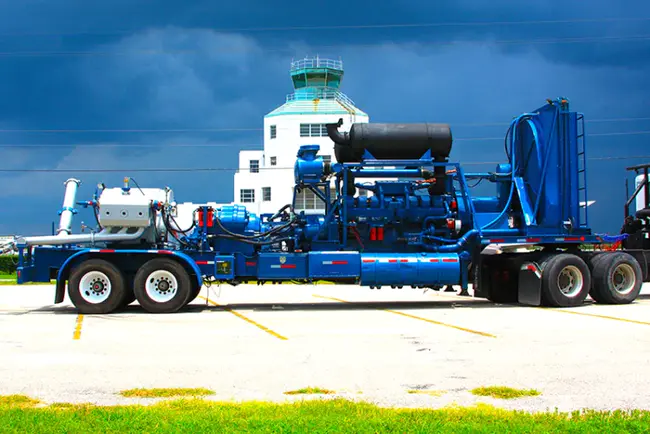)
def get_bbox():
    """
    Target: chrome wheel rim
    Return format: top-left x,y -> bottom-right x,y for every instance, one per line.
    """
557,265 -> 583,298
611,263 -> 636,295
145,270 -> 178,303
79,271 -> 111,304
